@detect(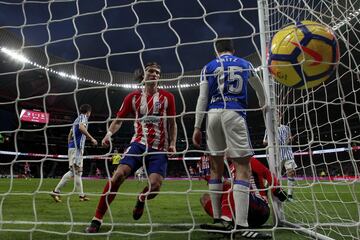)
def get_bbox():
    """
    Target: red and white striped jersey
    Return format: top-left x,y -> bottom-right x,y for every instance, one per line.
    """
200,155 -> 210,170
117,89 -> 176,151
